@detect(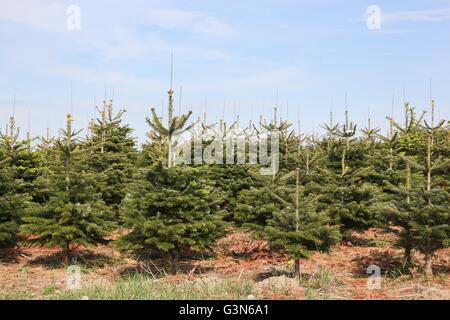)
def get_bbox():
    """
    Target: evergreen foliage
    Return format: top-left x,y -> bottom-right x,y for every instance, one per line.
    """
0,89 -> 446,278
118,162 -> 226,271
86,100 -> 137,219
21,114 -> 115,263
0,117 -> 33,247
264,169 -> 341,276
